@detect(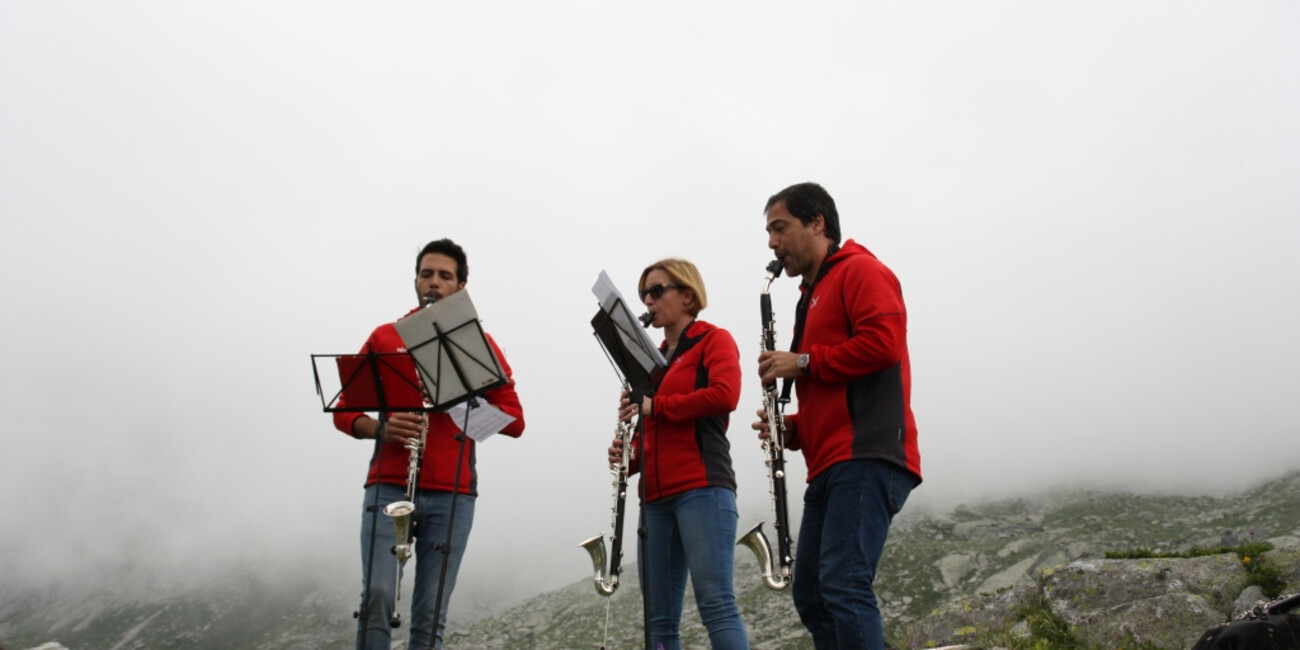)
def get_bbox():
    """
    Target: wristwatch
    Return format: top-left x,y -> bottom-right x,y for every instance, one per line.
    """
796,353 -> 810,376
